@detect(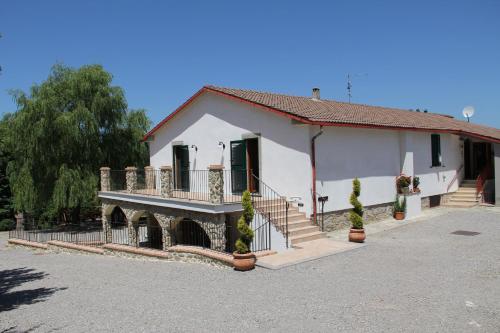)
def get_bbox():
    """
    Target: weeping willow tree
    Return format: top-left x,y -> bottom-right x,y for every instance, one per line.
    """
6,64 -> 150,223
0,114 -> 14,230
